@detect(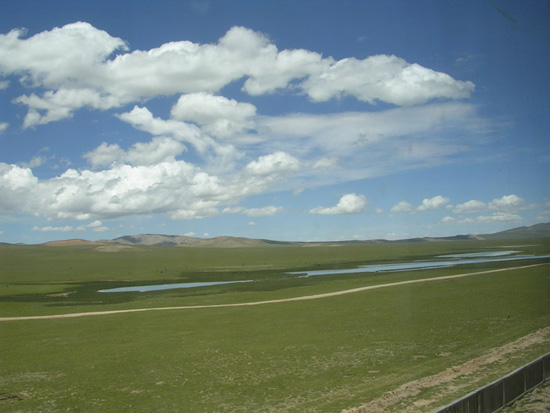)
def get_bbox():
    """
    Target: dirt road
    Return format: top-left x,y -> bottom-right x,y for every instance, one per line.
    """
0,263 -> 547,322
